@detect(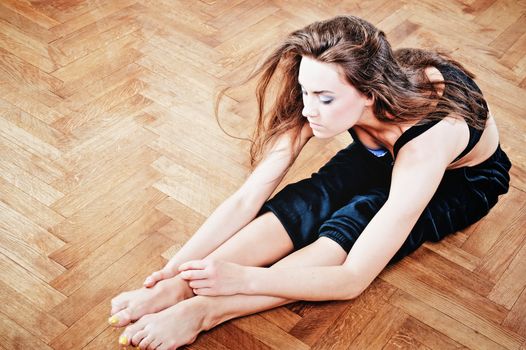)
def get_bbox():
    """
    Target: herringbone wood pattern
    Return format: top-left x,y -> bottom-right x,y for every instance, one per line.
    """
0,0 -> 525,349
